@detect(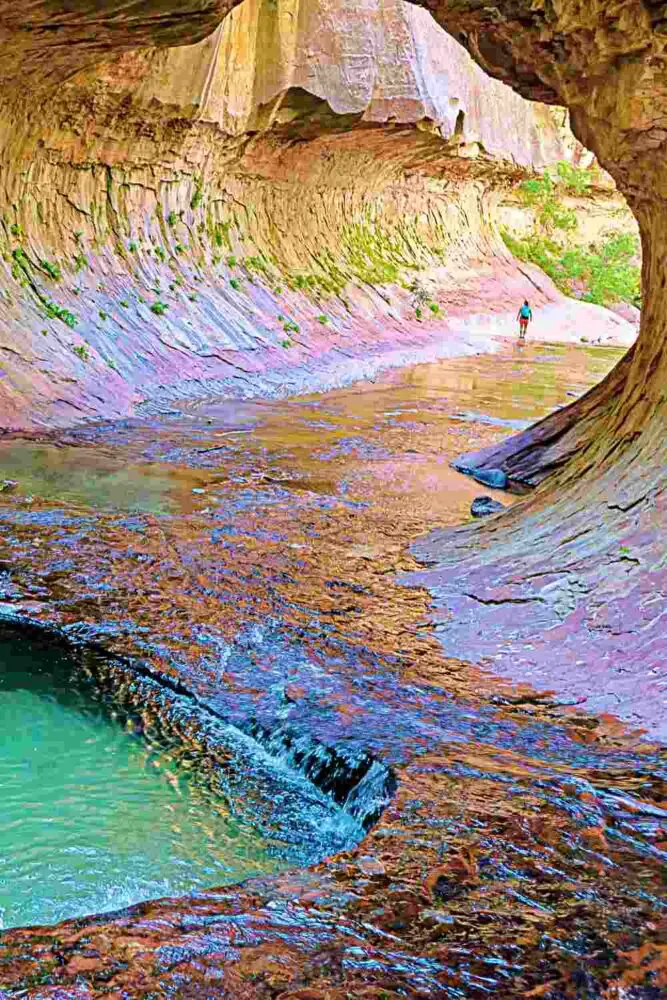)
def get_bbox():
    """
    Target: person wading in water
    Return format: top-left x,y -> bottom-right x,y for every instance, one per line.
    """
517,300 -> 532,341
